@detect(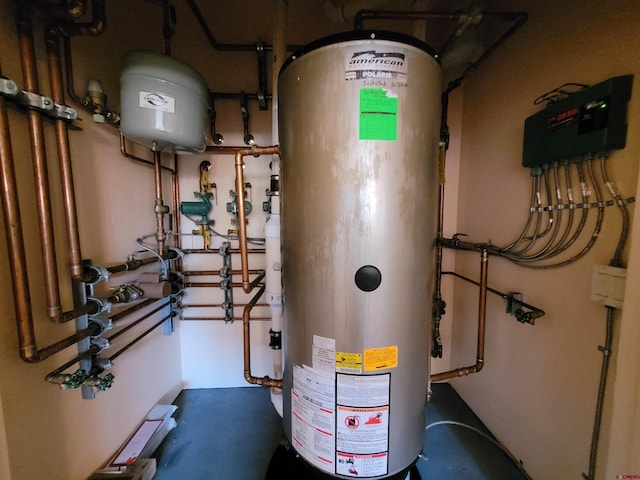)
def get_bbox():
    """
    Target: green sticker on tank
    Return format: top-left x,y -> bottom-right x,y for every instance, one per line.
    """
359,88 -> 398,141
